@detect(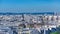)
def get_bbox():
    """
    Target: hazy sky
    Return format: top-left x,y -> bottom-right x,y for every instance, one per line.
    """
0,0 -> 60,13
